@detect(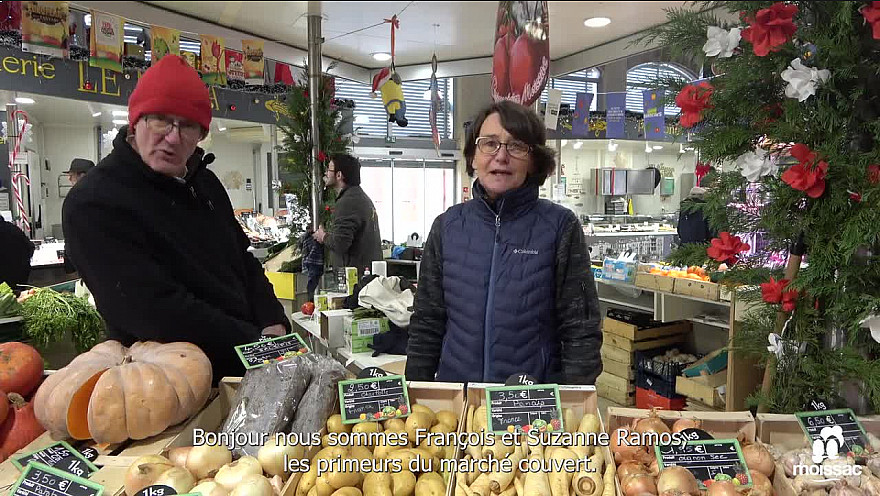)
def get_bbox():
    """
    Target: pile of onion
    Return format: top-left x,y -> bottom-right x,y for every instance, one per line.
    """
707,480 -> 739,496
671,417 -> 702,433
622,473 -> 658,496
749,471 -> 773,496
742,441 -> 775,478
632,409 -> 672,439
611,427 -> 654,465
656,466 -> 700,496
